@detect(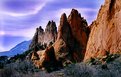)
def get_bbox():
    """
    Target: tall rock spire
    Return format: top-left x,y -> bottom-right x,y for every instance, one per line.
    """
44,20 -> 57,46
29,21 -> 57,50
35,9 -> 89,68
29,26 -> 44,49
